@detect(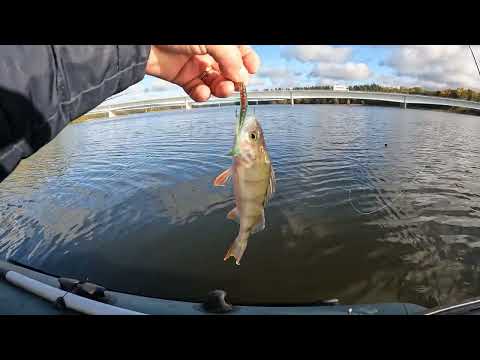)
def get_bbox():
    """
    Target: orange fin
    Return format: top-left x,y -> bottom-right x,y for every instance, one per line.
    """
227,207 -> 239,223
224,233 -> 249,266
213,167 -> 232,187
